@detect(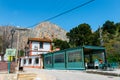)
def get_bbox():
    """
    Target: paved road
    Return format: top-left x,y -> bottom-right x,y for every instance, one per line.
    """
23,68 -> 120,80
0,74 -> 17,80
